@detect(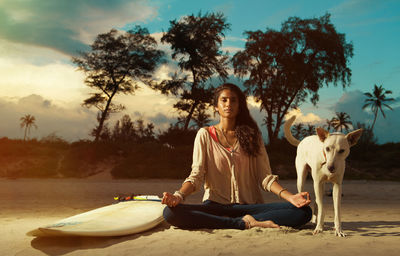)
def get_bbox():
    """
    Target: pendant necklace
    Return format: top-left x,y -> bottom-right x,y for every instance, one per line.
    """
218,126 -> 237,153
